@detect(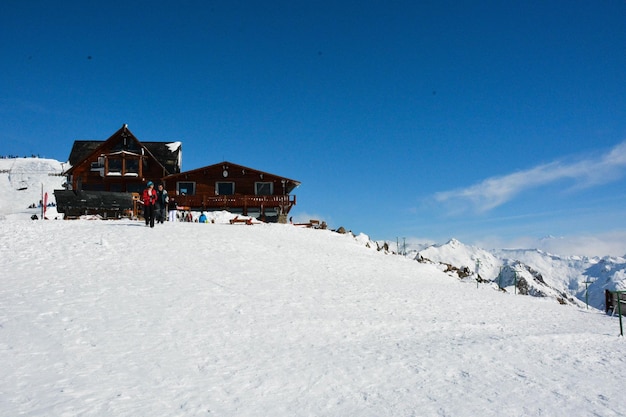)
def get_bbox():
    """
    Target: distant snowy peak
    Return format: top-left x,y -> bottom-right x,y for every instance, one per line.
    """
416,239 -> 582,305
444,238 -> 462,247
417,238 -> 501,284
420,238 -> 497,267
412,236 -> 626,310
